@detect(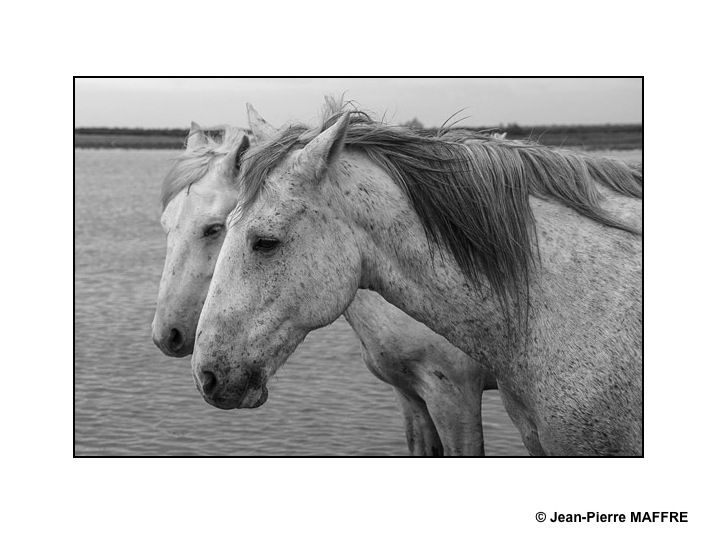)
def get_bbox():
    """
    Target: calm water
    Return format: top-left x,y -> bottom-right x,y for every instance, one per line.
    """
74,148 -> 640,456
